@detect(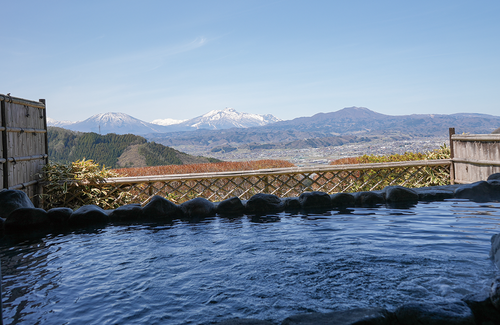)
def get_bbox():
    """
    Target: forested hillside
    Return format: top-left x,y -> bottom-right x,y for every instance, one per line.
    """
48,127 -> 220,168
